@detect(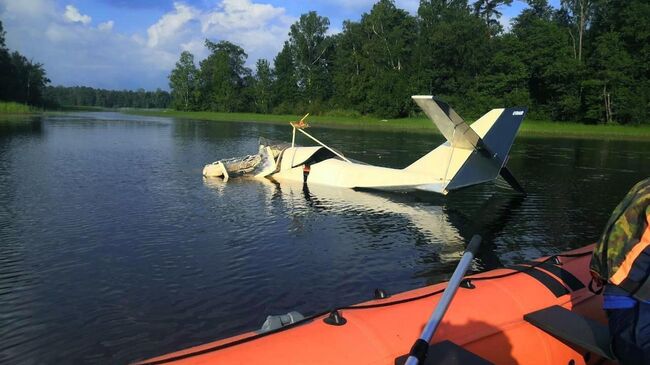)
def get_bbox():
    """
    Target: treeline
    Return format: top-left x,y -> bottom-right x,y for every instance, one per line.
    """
0,21 -> 49,106
0,20 -> 170,110
169,0 -> 649,124
44,86 -> 171,109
